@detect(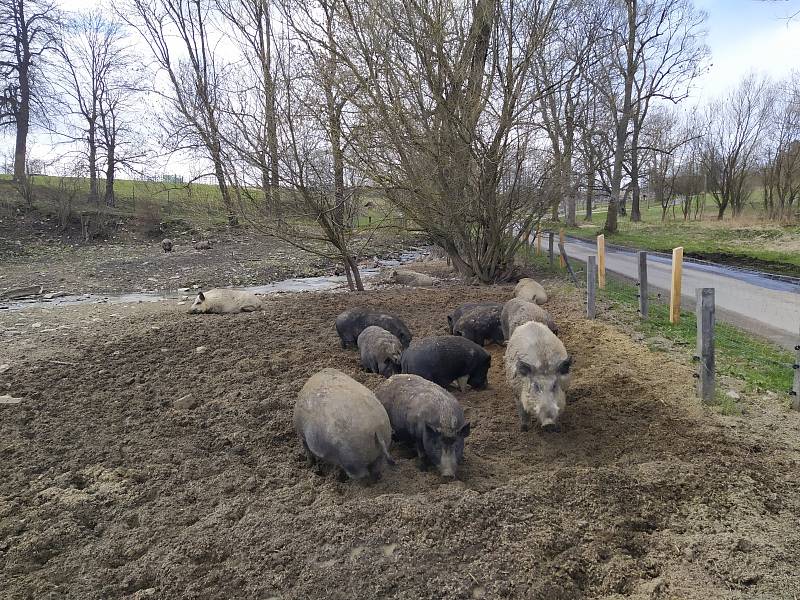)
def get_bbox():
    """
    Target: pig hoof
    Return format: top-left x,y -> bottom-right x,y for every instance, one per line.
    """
542,423 -> 561,433
519,422 -> 530,432
336,468 -> 349,482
